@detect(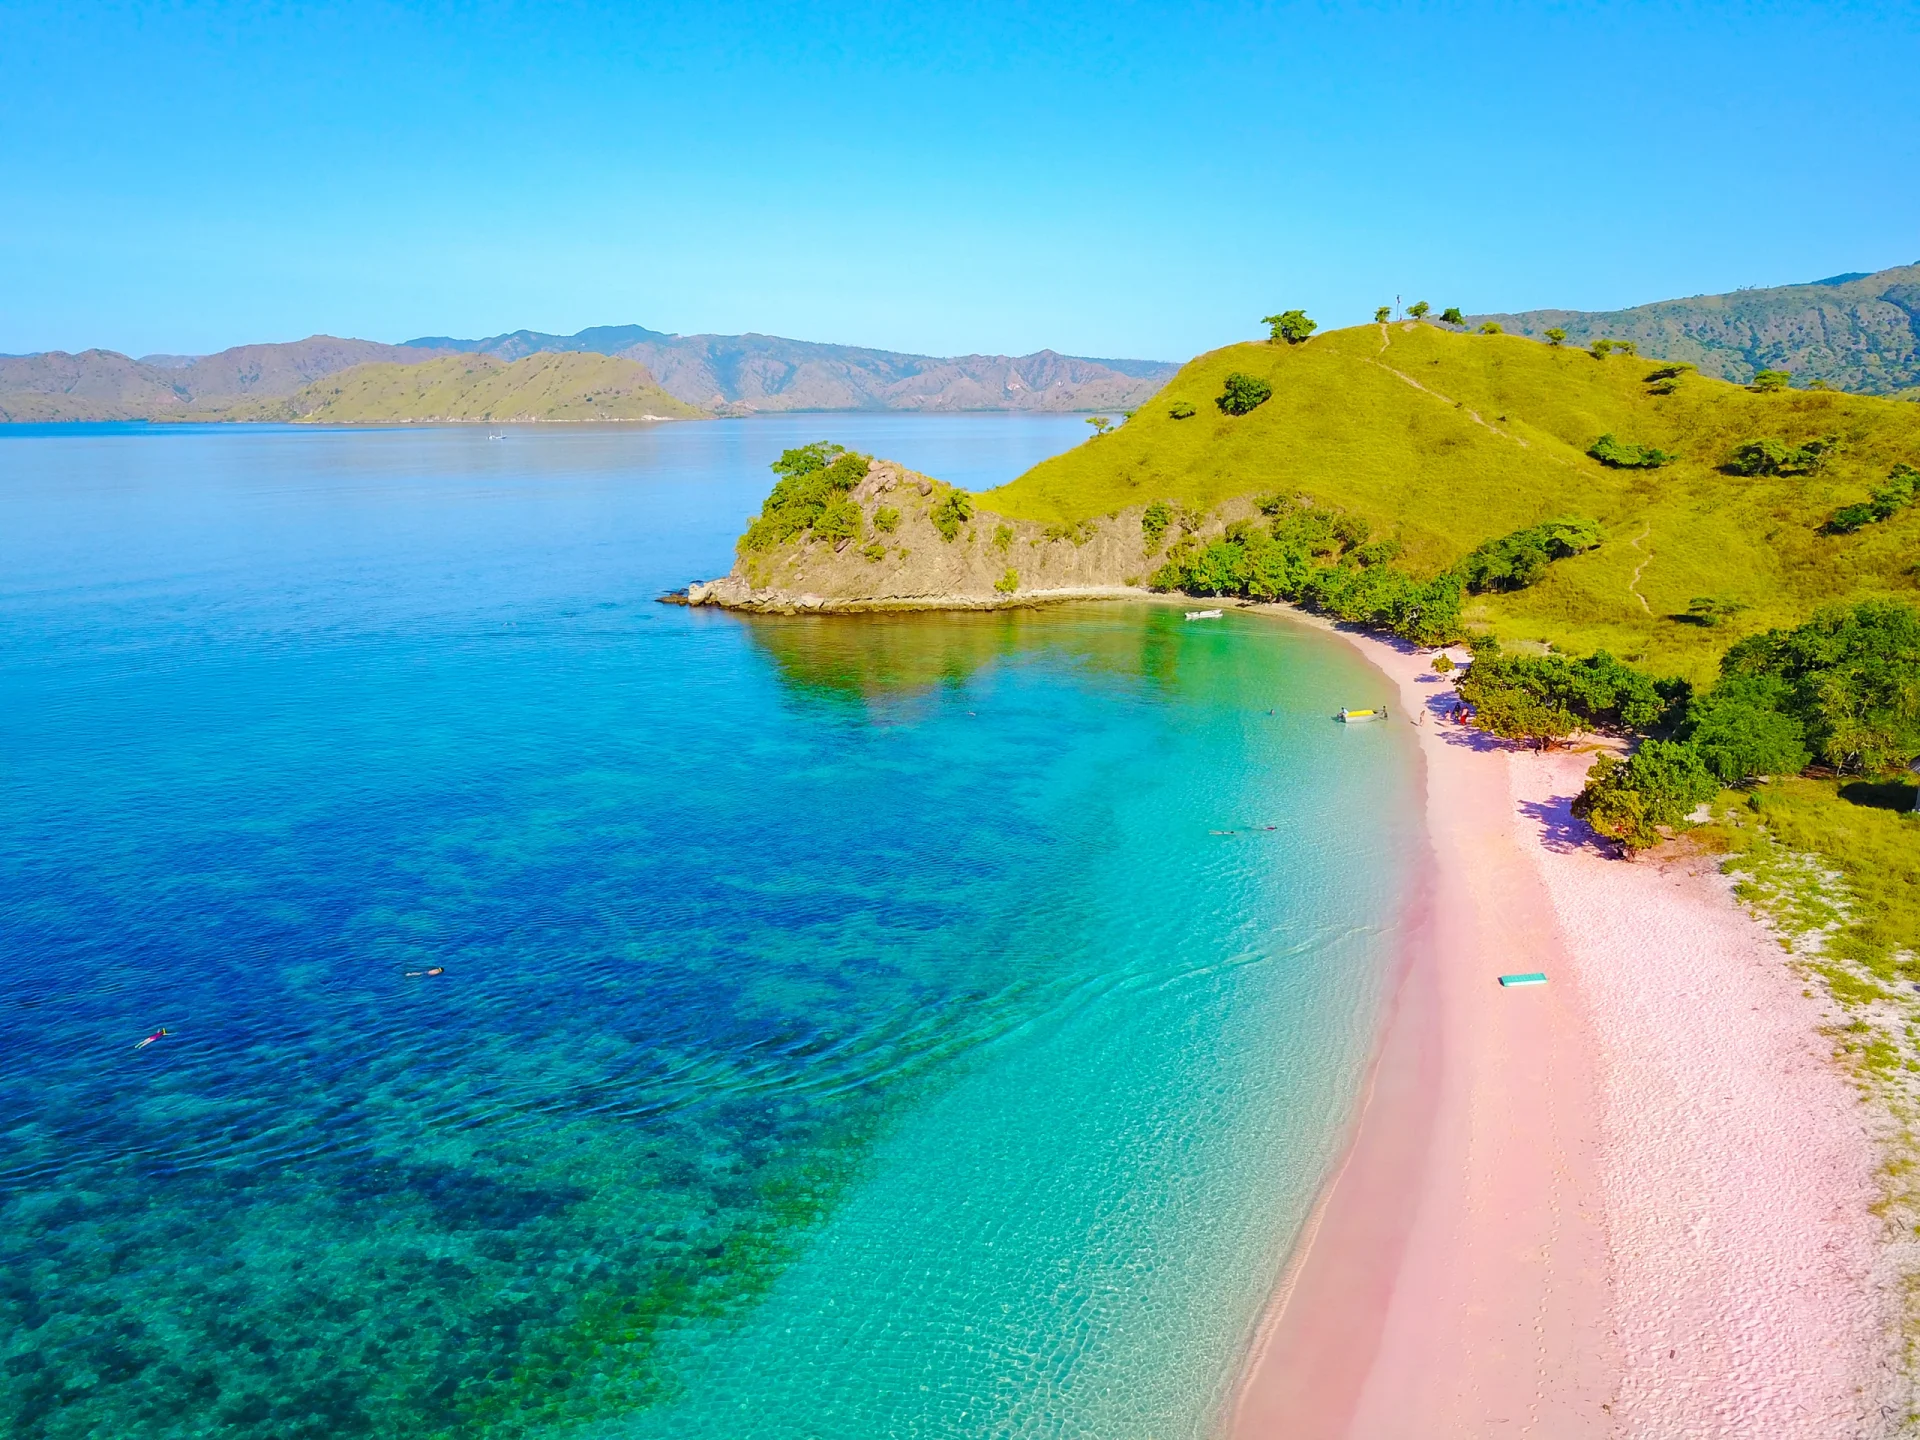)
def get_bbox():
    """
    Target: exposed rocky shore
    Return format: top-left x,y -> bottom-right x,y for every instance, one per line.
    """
682,456 -> 1251,614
